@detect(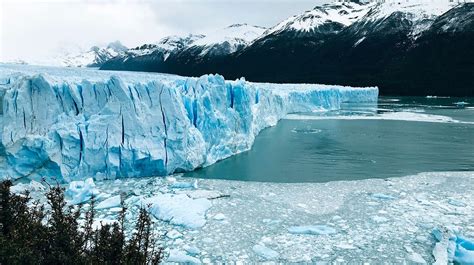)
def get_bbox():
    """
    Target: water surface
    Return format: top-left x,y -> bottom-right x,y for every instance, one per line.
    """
184,97 -> 474,182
